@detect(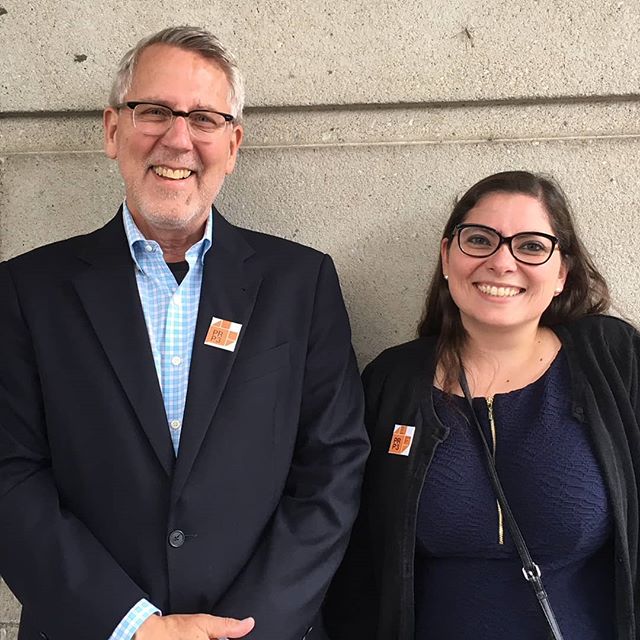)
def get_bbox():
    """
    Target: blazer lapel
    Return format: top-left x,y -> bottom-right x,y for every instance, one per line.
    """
73,212 -> 175,476
172,211 -> 261,498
